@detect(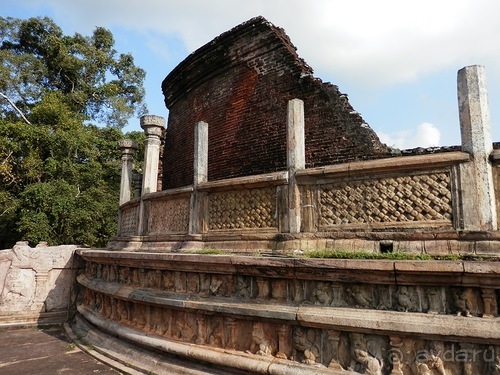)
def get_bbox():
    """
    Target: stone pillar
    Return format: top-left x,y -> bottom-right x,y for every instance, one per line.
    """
137,115 -> 165,236
132,171 -> 142,199
287,99 -> 305,233
457,65 -> 497,230
118,139 -> 138,205
194,121 -> 208,185
140,115 -> 165,195
190,121 -> 209,235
